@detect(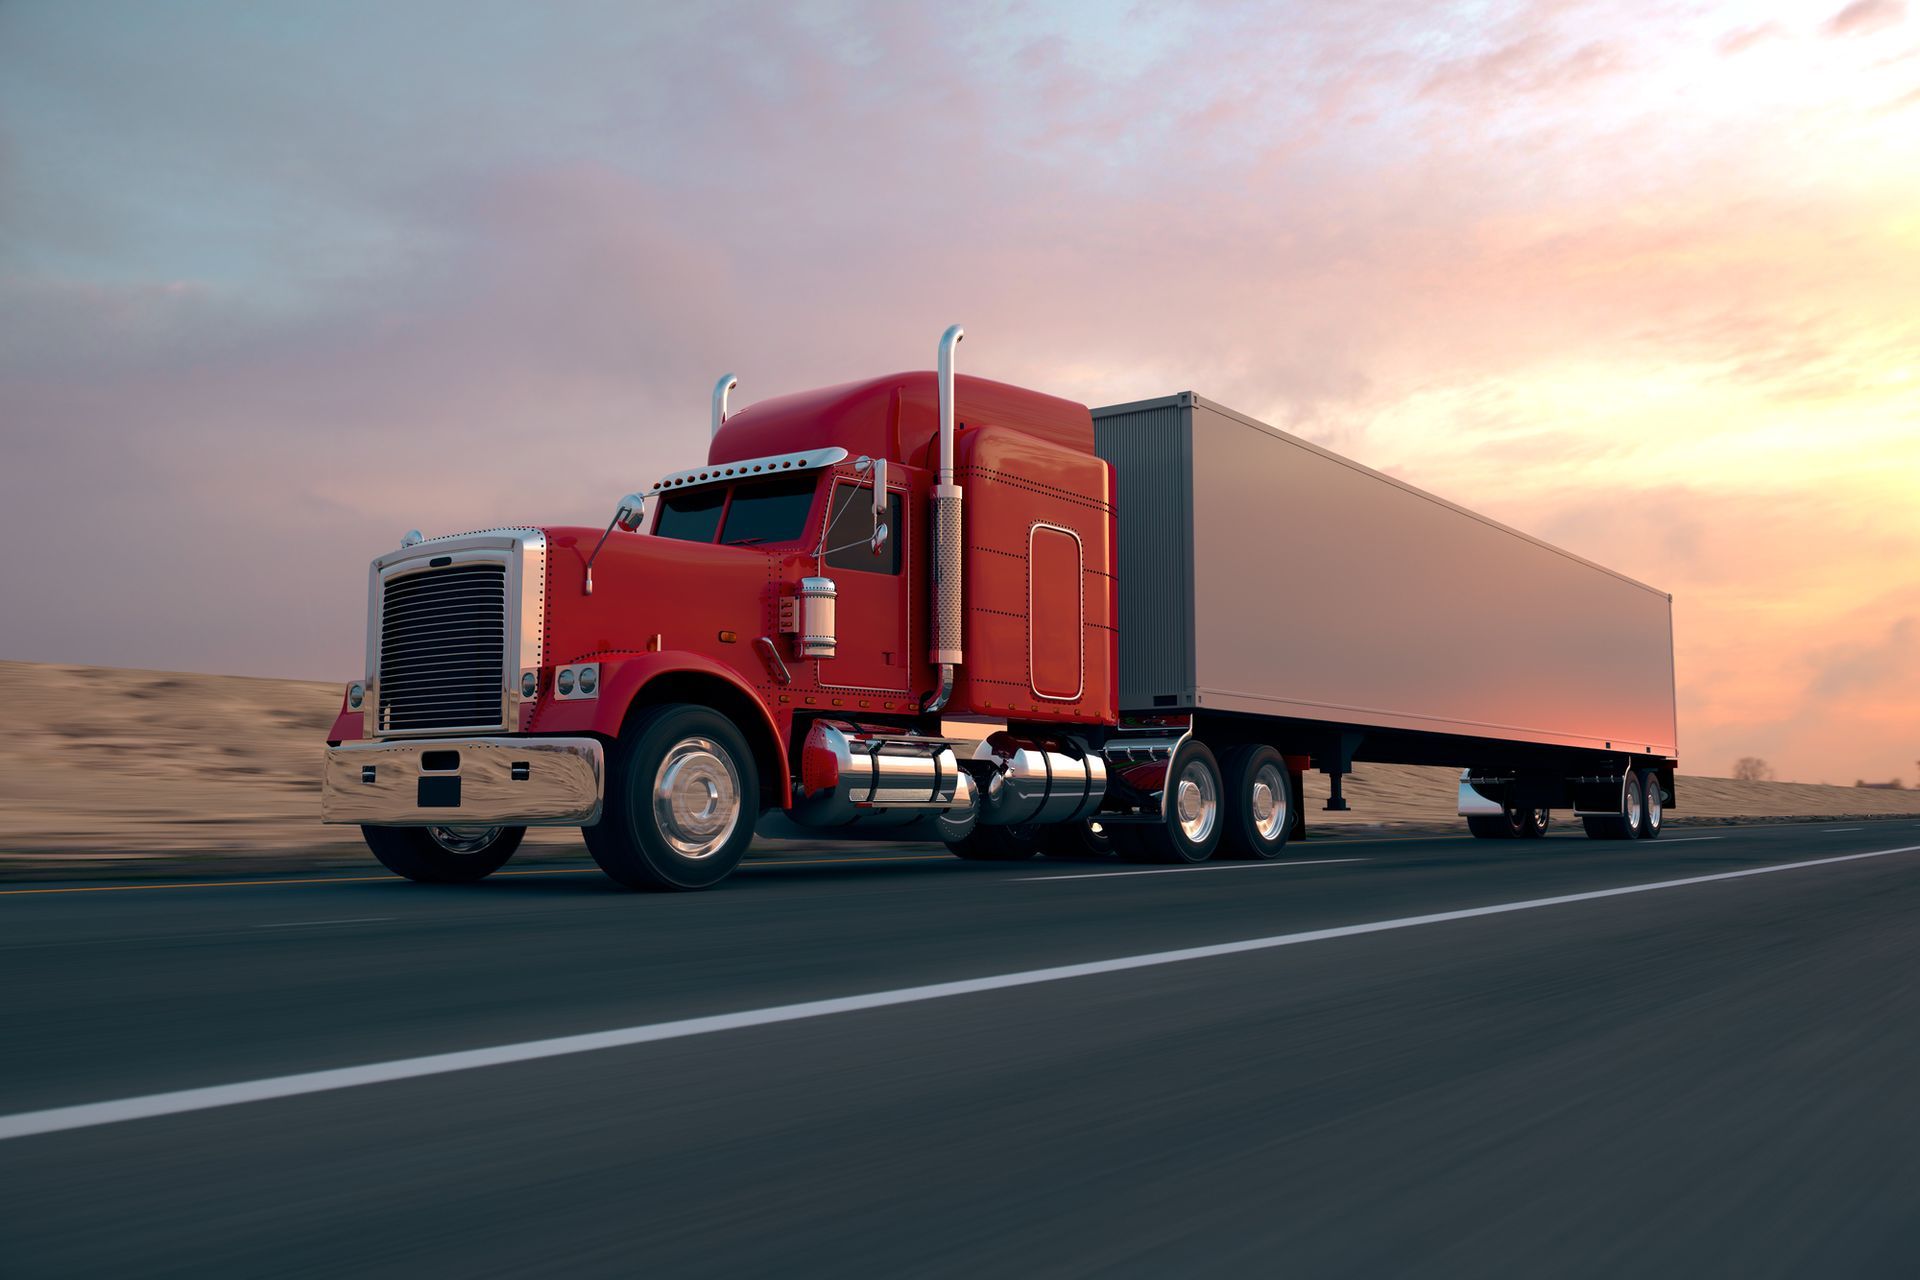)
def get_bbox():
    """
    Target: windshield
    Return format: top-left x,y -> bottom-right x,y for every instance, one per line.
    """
654,487 -> 725,543
653,473 -> 820,547
720,474 -> 817,545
